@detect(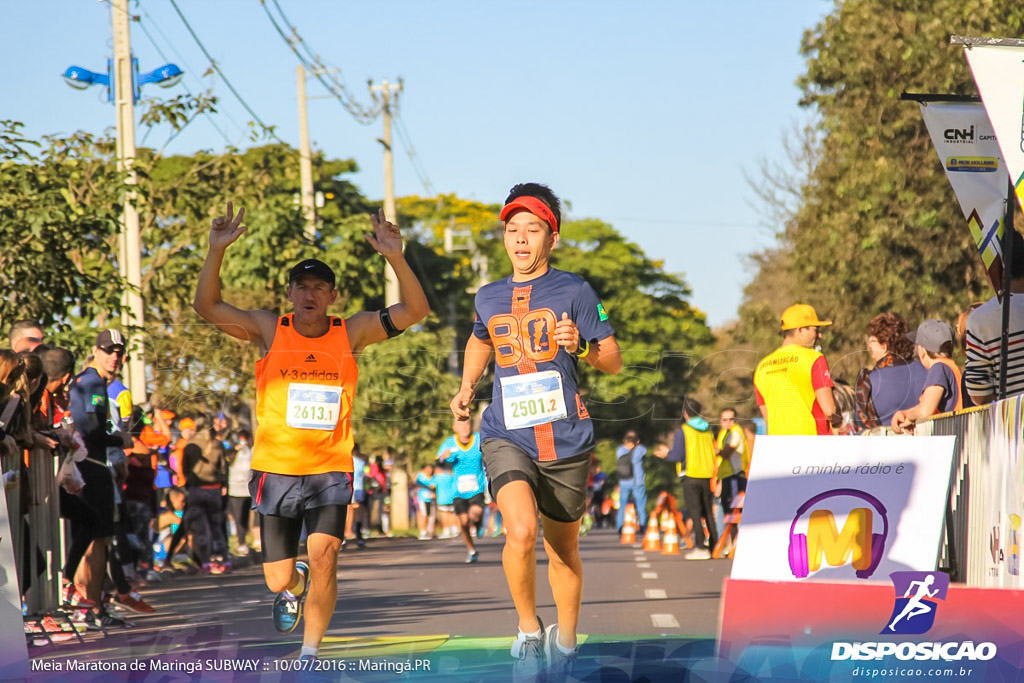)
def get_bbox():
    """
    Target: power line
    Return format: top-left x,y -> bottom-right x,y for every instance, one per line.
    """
393,112 -> 435,195
258,0 -> 381,124
270,0 -> 318,66
96,0 -> 236,148
135,3 -> 249,144
168,0 -> 288,145
134,14 -> 233,147
265,0 -> 378,122
259,2 -> 436,194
